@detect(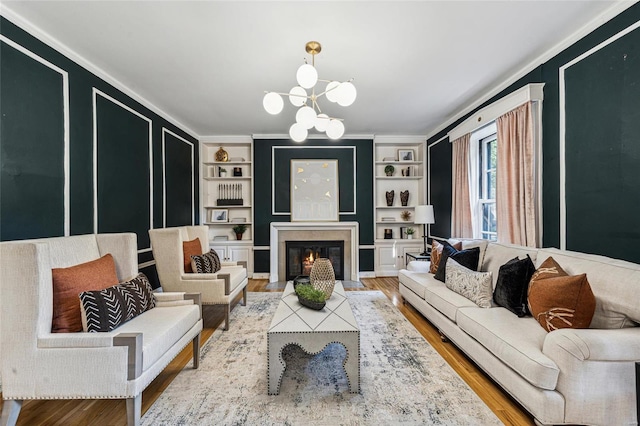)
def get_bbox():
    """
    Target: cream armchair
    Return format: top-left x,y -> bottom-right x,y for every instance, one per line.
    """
148,226 -> 248,330
0,233 -> 203,426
